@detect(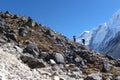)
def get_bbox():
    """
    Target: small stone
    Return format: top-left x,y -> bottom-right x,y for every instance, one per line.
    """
52,65 -> 60,71
75,56 -> 82,63
0,39 -> 6,44
14,45 -> 23,53
44,29 -> 55,37
50,59 -> 56,65
85,72 -> 102,80
115,76 -> 120,80
26,17 -> 36,27
52,76 -> 60,80
18,28 -> 28,36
